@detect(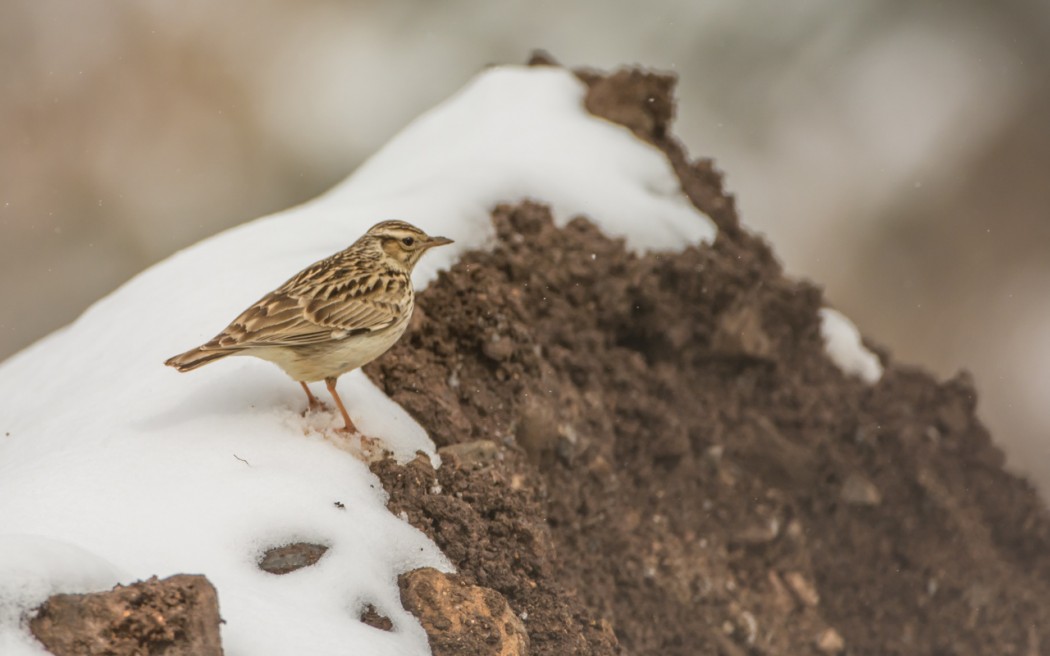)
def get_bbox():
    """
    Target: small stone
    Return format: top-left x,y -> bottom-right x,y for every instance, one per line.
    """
400,568 -> 528,656
924,425 -> 941,443
438,440 -> 502,468
258,542 -> 329,574
816,627 -> 845,654
704,444 -> 725,466
767,571 -> 795,613
359,603 -> 394,631
711,300 -> 774,360
556,423 -> 579,464
515,401 -> 557,460
482,335 -> 515,362
737,610 -> 758,645
840,472 -> 881,506
730,517 -> 780,546
783,571 -> 820,607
